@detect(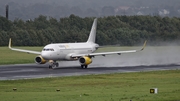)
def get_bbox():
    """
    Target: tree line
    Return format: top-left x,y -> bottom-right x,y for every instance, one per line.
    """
0,14 -> 180,46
